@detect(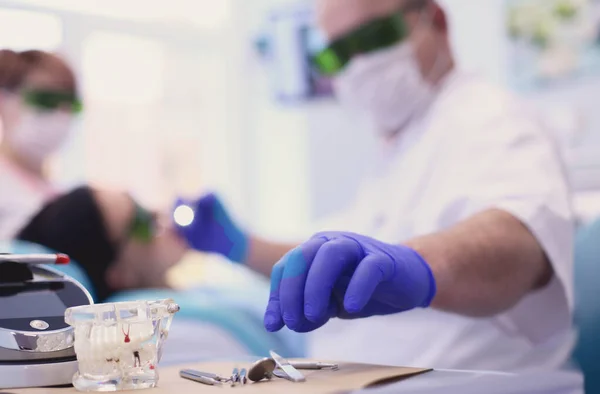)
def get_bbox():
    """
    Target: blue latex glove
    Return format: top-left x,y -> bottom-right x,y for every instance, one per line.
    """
173,193 -> 248,263
264,232 -> 437,333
